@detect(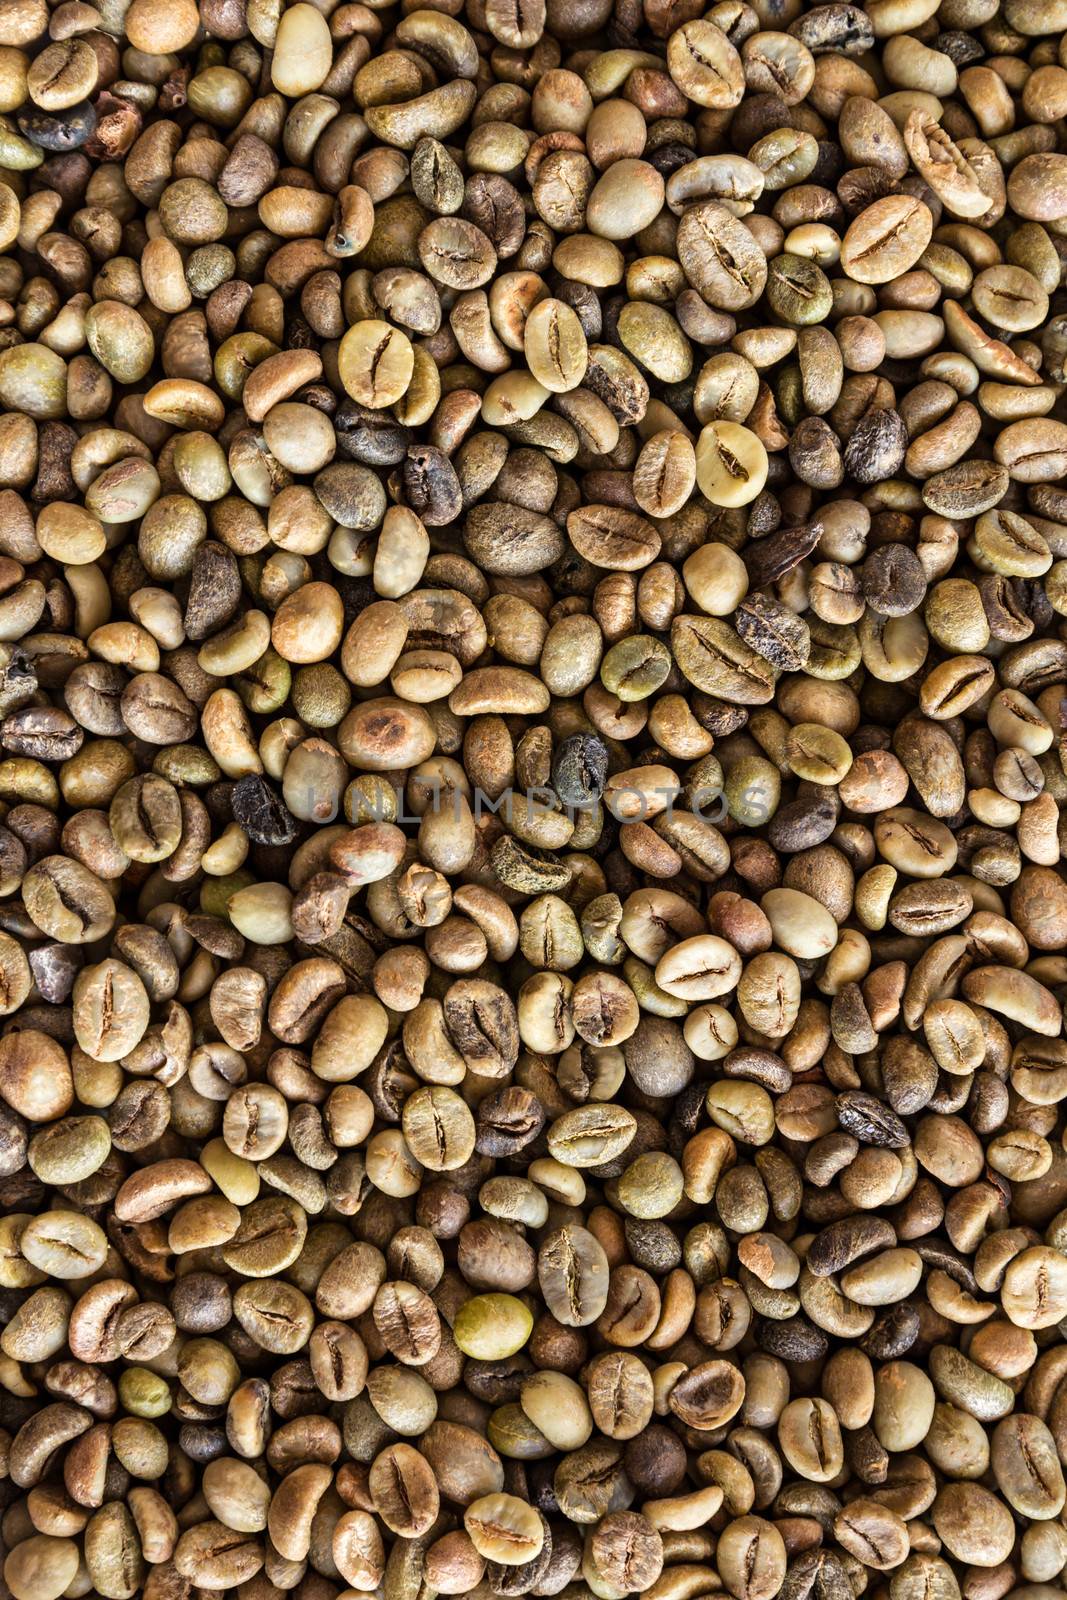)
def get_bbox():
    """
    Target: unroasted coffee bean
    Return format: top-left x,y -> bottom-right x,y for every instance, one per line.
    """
231,777 -> 300,847
862,546 -> 928,618
669,1360 -> 746,1430
369,1443 -> 439,1536
716,1516 -> 787,1600
464,1492 -> 544,1564
990,1413 -> 1065,1518
672,615 -> 776,702
588,1512 -> 663,1591
568,505 -> 662,570
465,503 -> 566,575
538,1225 -> 609,1326
840,196 -> 933,283
843,410 -> 908,484
735,593 -> 811,671
744,523 -> 822,588
834,1500 -> 909,1570
552,734 -> 608,807
677,202 -> 768,311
